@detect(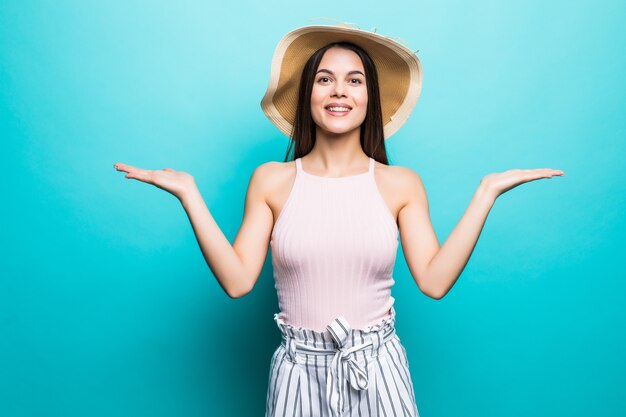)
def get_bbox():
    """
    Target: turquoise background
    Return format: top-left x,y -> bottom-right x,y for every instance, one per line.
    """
1,0 -> 624,416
